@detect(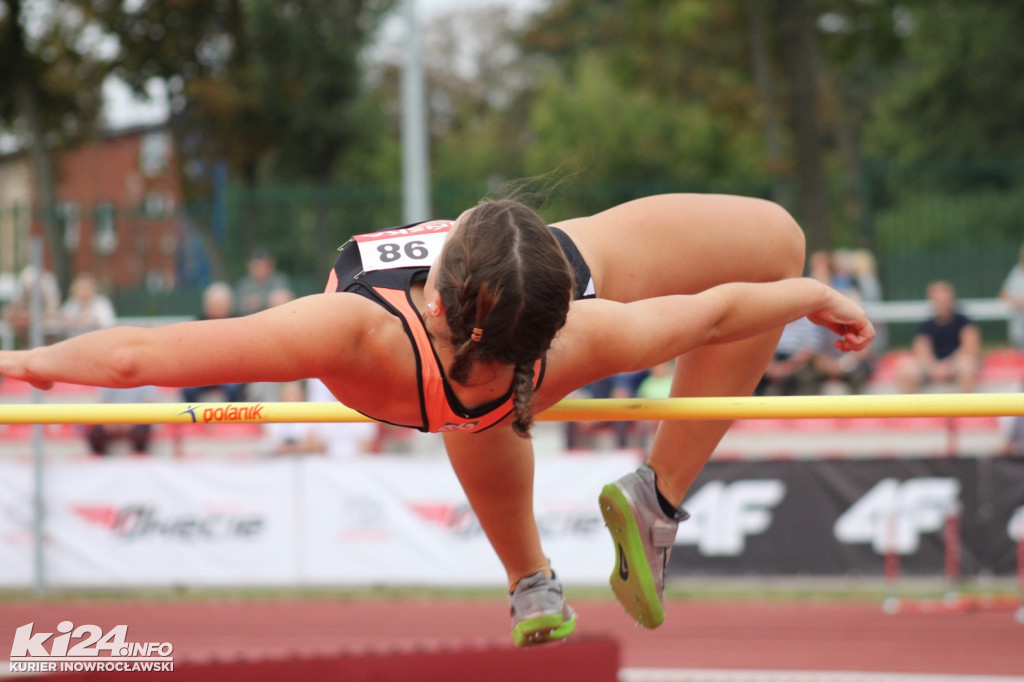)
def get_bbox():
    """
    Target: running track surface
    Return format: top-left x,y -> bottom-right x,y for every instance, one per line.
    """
2,598 -> 1022,676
